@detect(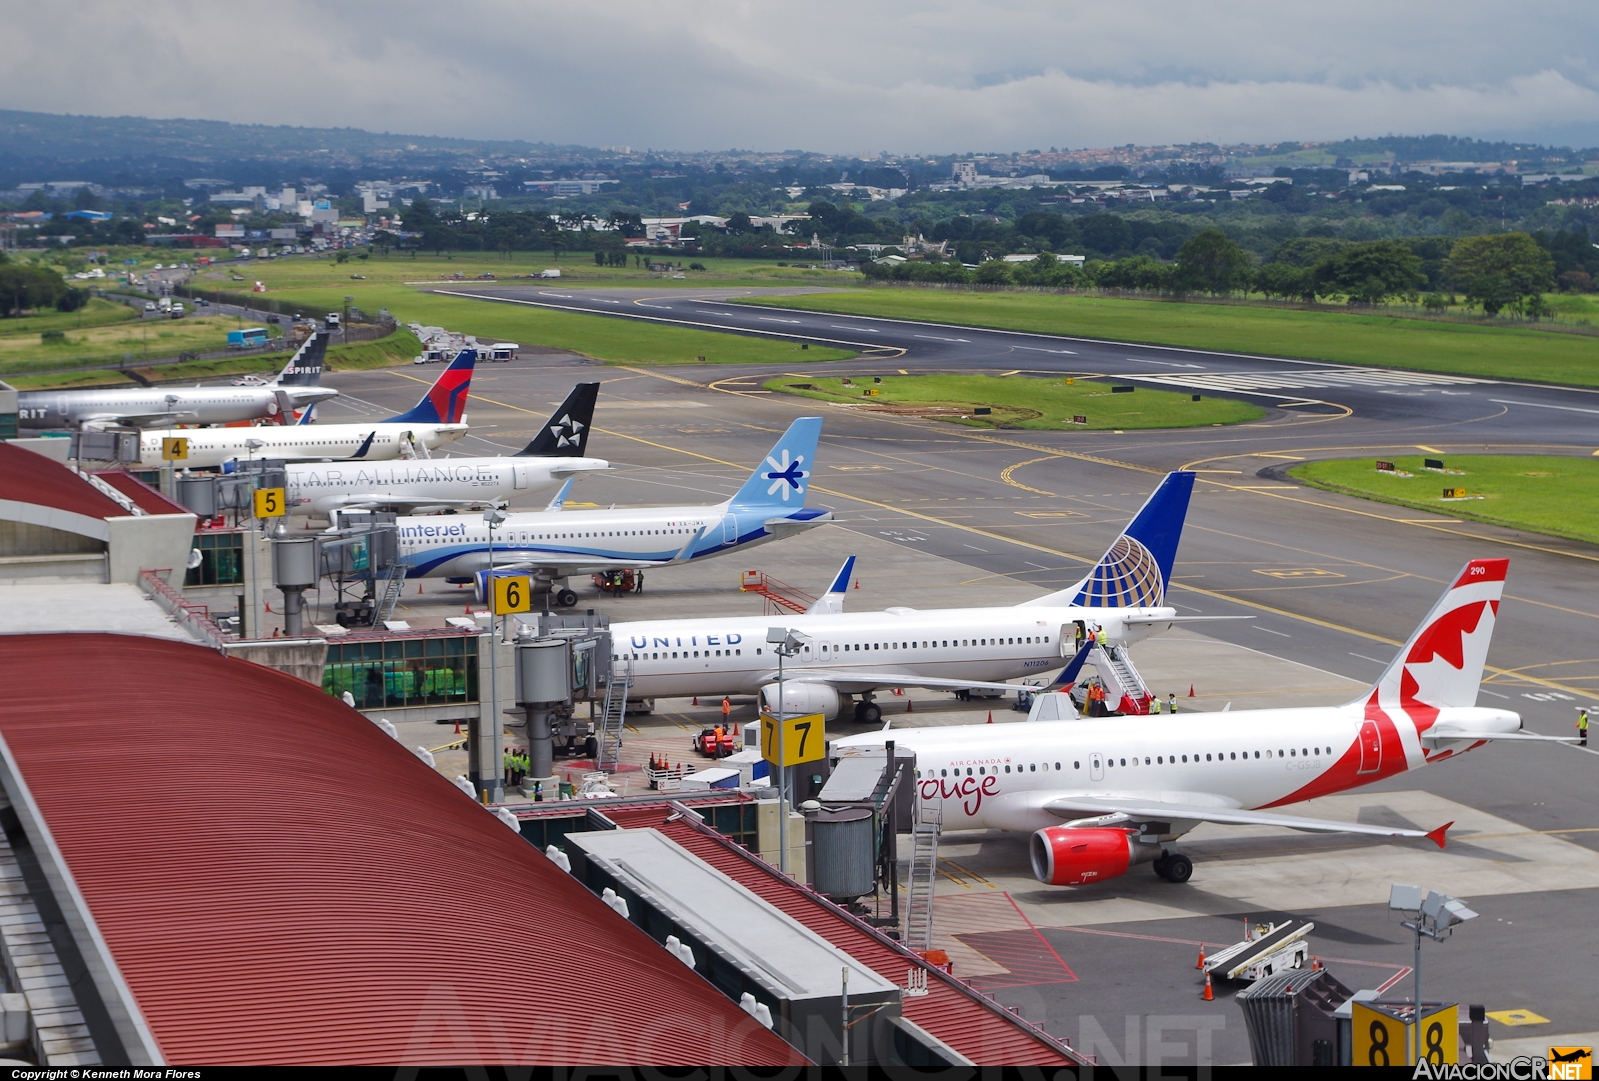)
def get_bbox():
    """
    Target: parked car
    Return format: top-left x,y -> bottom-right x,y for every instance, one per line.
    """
143,302 -> 157,312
